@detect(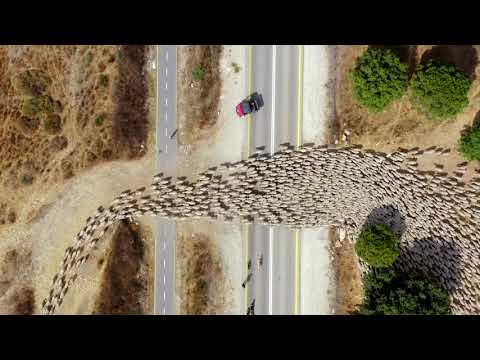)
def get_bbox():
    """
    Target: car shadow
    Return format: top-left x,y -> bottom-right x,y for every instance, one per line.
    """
368,45 -> 418,79
420,45 -> 478,81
